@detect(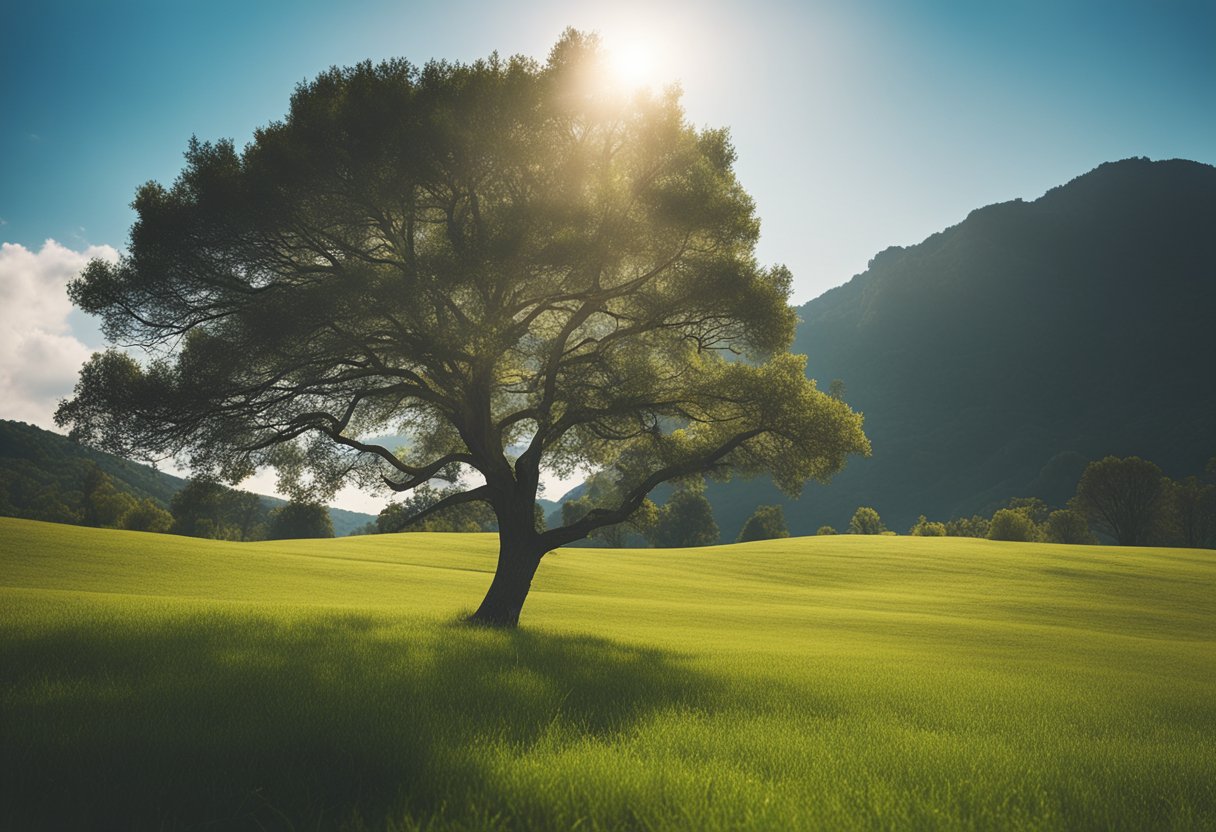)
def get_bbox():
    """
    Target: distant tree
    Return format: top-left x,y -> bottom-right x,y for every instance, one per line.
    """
171,479 -> 231,538
266,501 -> 335,540
1004,497 -> 1050,527
828,379 -> 847,401
1043,509 -> 1096,545
848,506 -> 885,535
908,515 -> 947,536
737,504 -> 790,542
53,32 -> 870,626
120,498 -> 174,533
1159,476 -> 1216,549
79,464 -> 108,526
816,525 -> 837,535
648,487 -> 720,548
0,421 -> 189,529
979,497 -> 1049,541
170,478 -> 267,540
227,490 -> 268,541
945,515 -> 990,538
29,486 -> 83,525
987,508 -> 1038,542
81,465 -> 137,527
91,483 -> 137,528
1072,456 -> 1165,546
